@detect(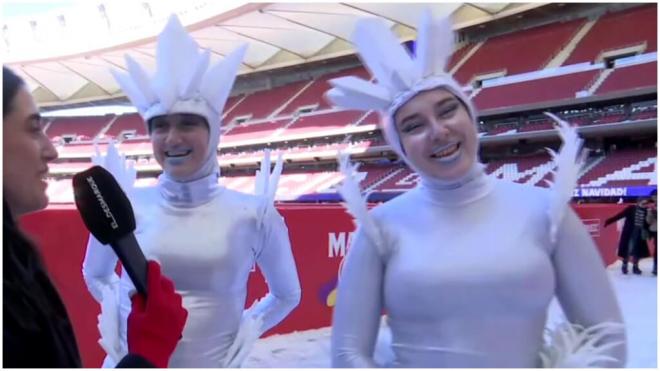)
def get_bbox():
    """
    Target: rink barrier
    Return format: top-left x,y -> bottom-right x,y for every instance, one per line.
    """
19,202 -> 631,367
